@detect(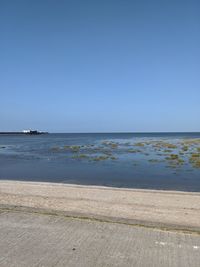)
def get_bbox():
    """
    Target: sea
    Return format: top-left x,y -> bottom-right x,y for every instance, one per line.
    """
0,133 -> 200,192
